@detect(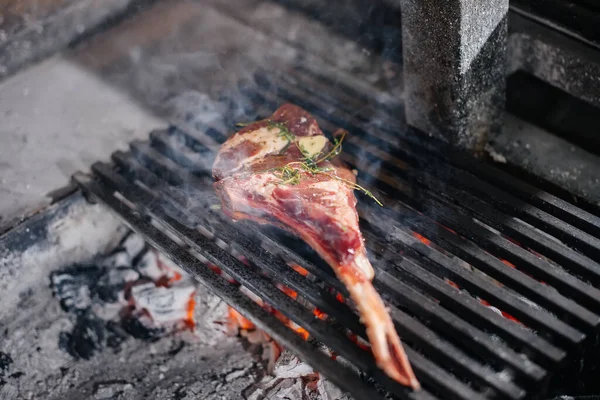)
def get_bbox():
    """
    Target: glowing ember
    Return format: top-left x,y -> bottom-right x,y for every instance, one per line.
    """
479,299 -> 521,323
185,296 -> 196,329
412,232 -> 432,246
129,281 -> 197,328
206,263 -> 238,284
228,307 -> 255,331
290,263 -> 310,277
506,237 -> 522,247
313,308 -> 328,320
208,264 -> 222,274
348,333 -> 371,351
437,223 -> 457,235
500,259 -> 516,268
445,278 -> 460,290
499,257 -> 547,285
224,258 -> 379,381
444,278 -> 523,325
278,284 -> 298,300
